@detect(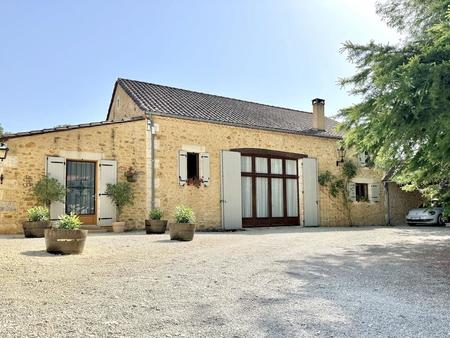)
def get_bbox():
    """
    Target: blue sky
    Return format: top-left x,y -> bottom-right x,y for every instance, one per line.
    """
0,0 -> 400,133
